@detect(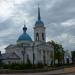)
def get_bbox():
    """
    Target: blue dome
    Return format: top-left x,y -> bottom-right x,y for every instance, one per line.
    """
35,20 -> 44,26
17,33 -> 32,42
17,25 -> 32,42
